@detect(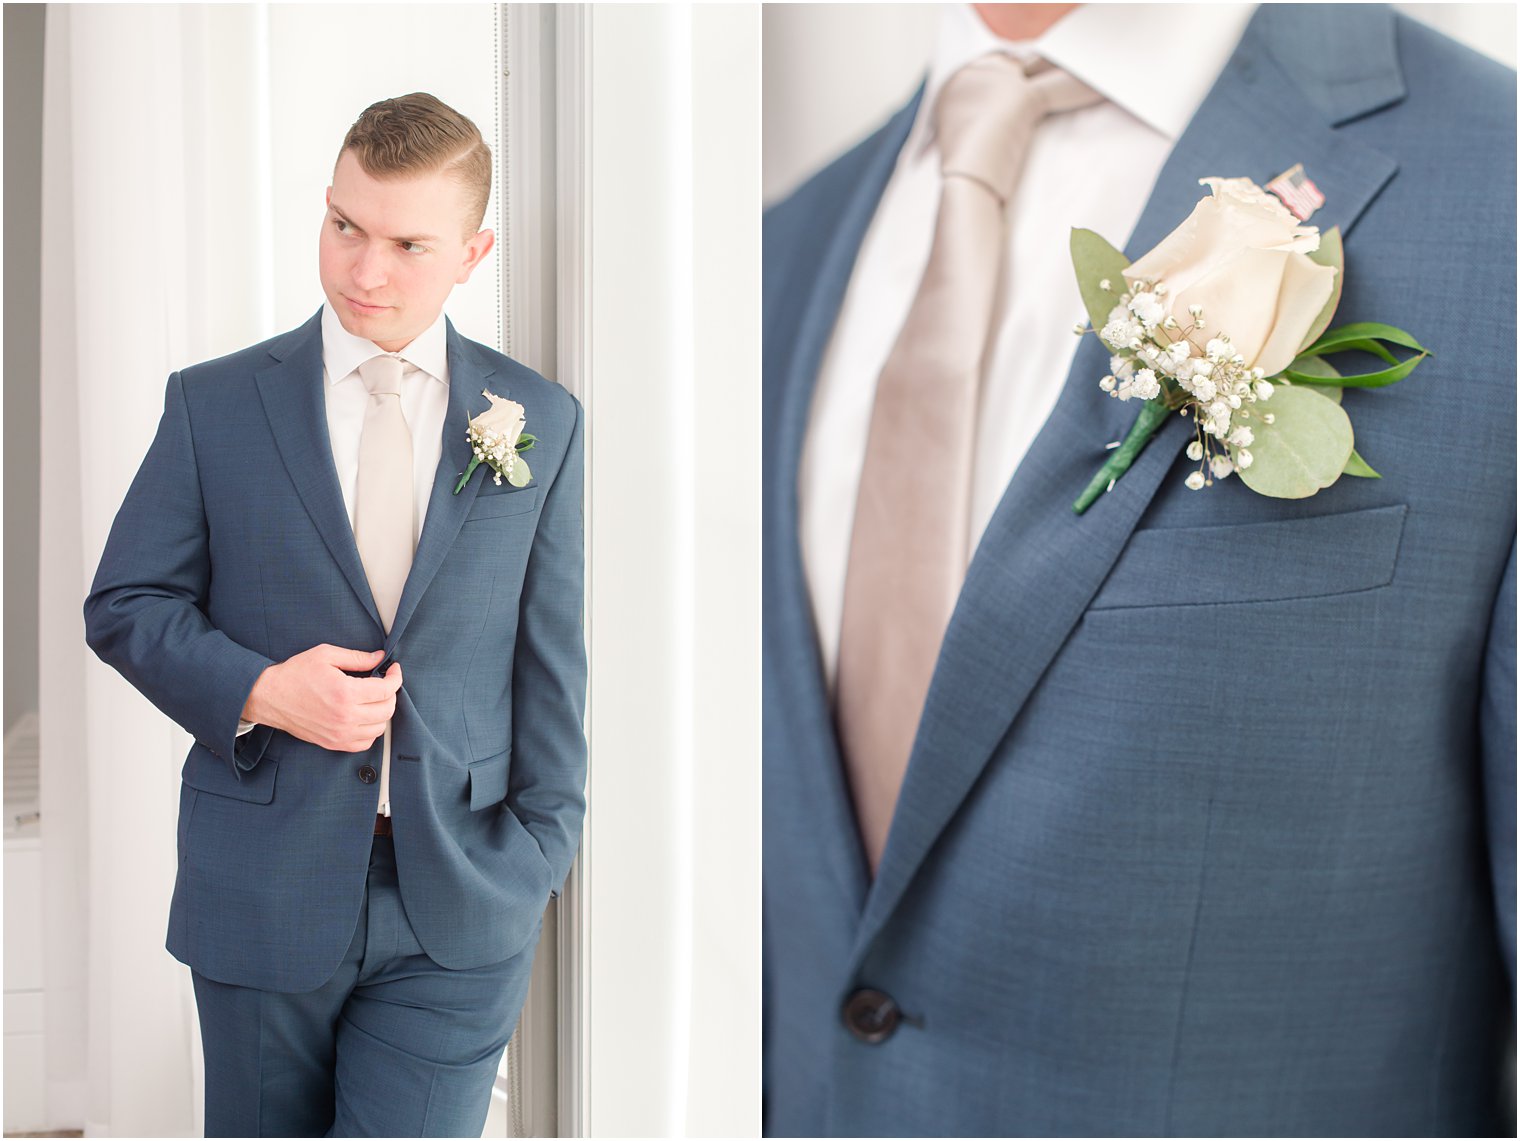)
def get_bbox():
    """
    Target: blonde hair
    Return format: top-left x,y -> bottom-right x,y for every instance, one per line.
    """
337,93 -> 491,237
